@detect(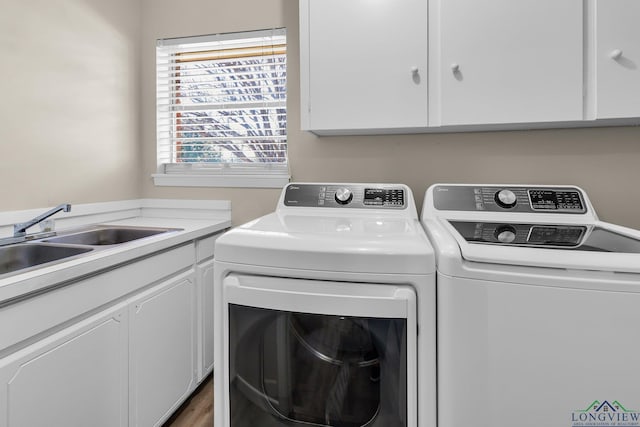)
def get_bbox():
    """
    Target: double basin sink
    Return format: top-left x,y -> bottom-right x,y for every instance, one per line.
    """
0,226 -> 181,277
